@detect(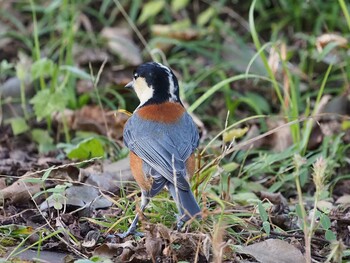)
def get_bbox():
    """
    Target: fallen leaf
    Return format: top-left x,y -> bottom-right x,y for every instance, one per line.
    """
316,33 -> 348,52
151,21 -> 200,41
145,233 -> 162,263
39,185 -> 113,211
238,239 -> 306,263
316,200 -> 334,213
83,157 -> 133,192
223,127 -> 249,142
53,106 -> 129,140
74,47 -> 110,66
101,27 -> 142,66
94,240 -> 141,261
258,191 -> 288,206
82,230 -> 100,248
336,195 -> 350,204
0,168 -> 71,205
266,118 -> 292,152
